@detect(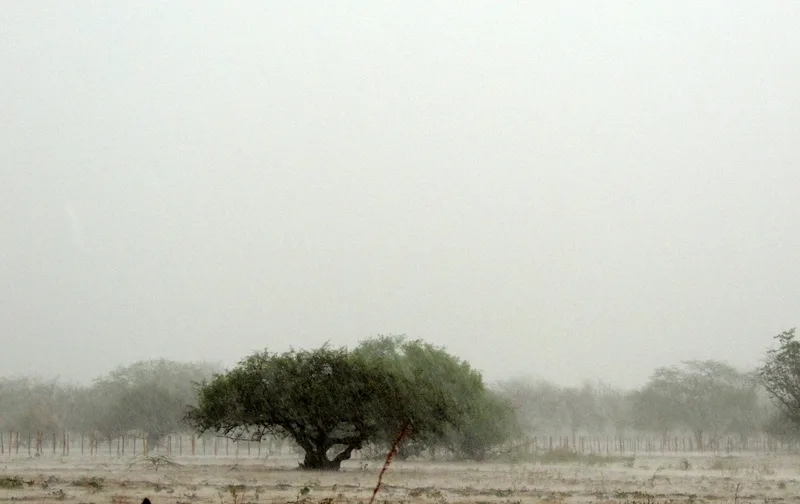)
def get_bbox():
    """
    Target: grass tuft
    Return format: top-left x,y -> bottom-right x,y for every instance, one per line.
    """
537,448 -> 635,466
71,476 -> 104,491
0,476 -> 24,489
